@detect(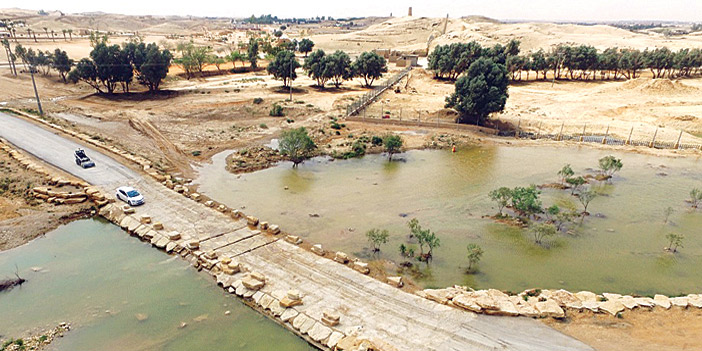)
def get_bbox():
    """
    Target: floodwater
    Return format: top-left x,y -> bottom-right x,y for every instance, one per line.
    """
196,145 -> 702,296
0,219 -> 311,351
